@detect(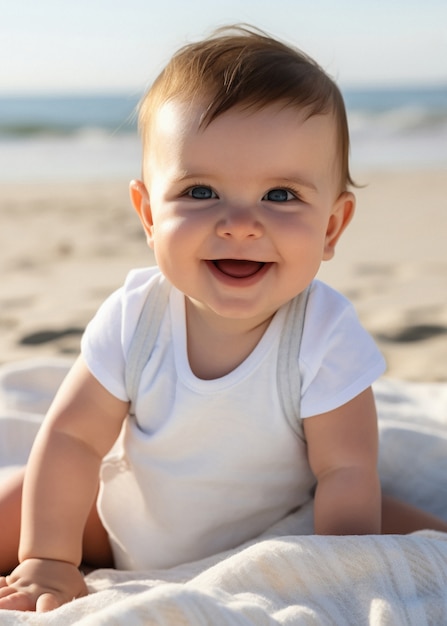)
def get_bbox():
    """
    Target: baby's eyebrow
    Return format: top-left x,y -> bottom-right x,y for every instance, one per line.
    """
171,170 -> 212,184
272,175 -> 318,192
